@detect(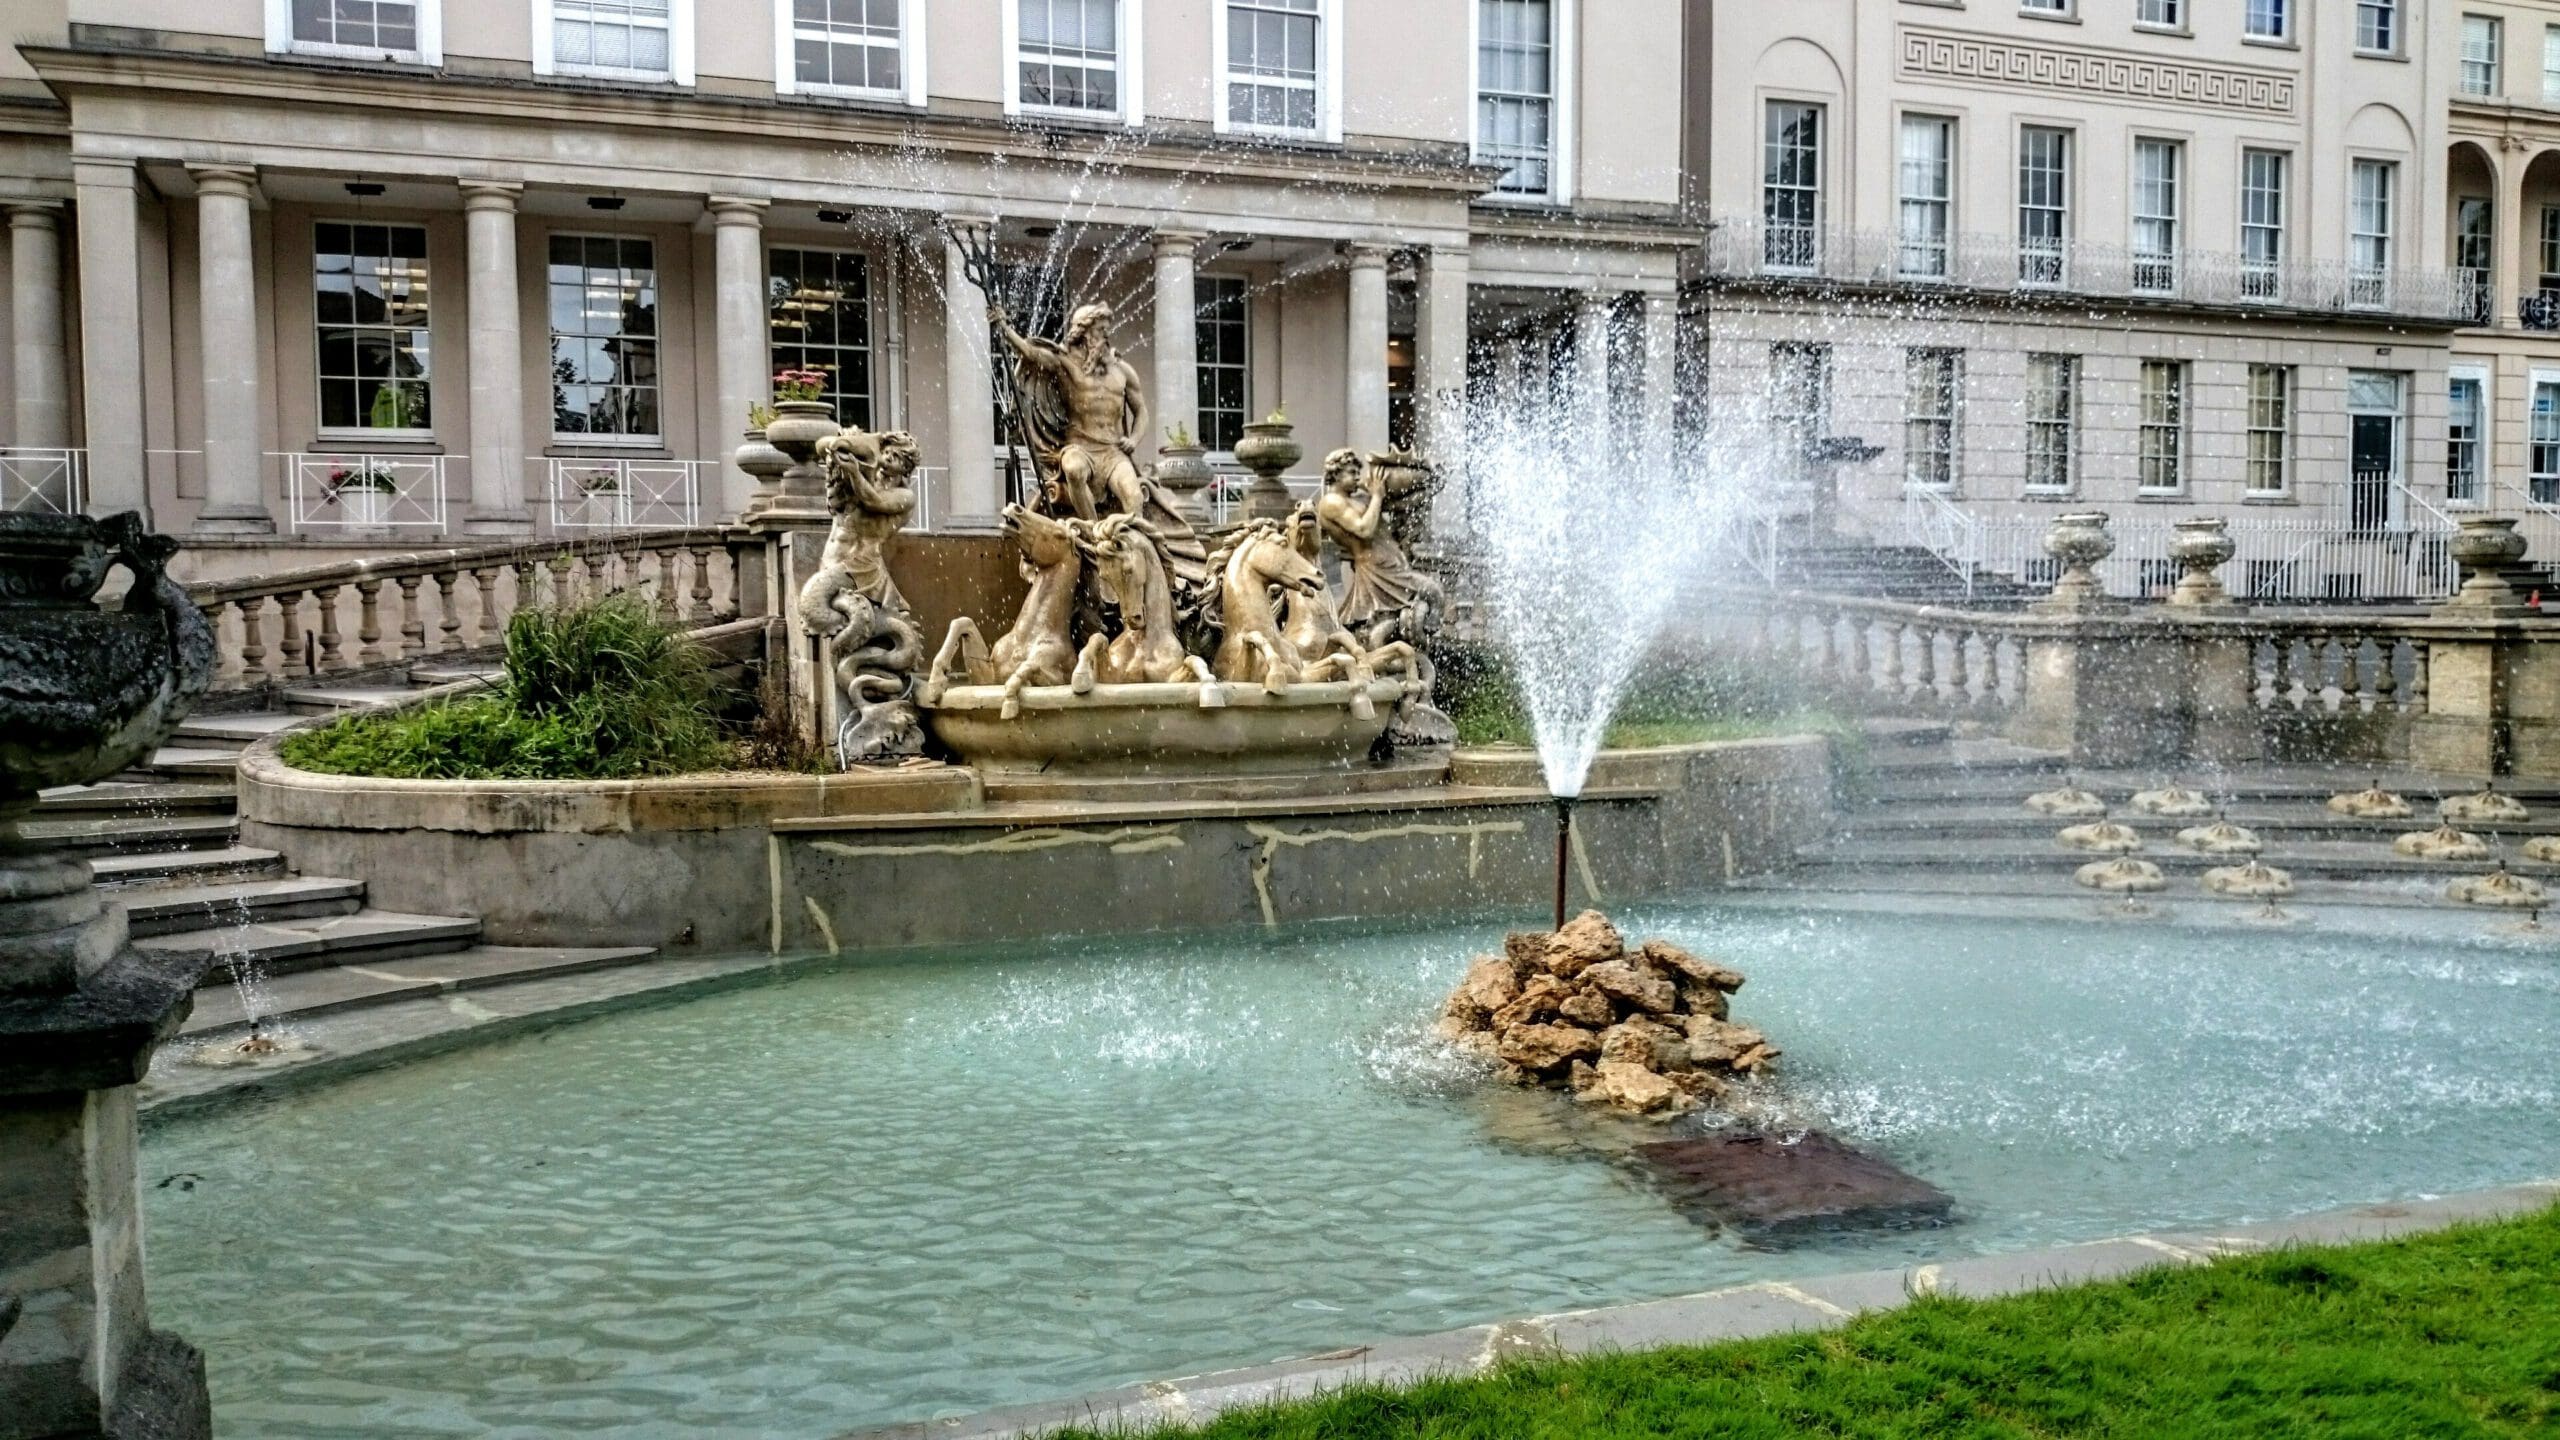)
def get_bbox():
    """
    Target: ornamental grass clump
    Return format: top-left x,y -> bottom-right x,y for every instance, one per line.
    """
283,592 -> 728,781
